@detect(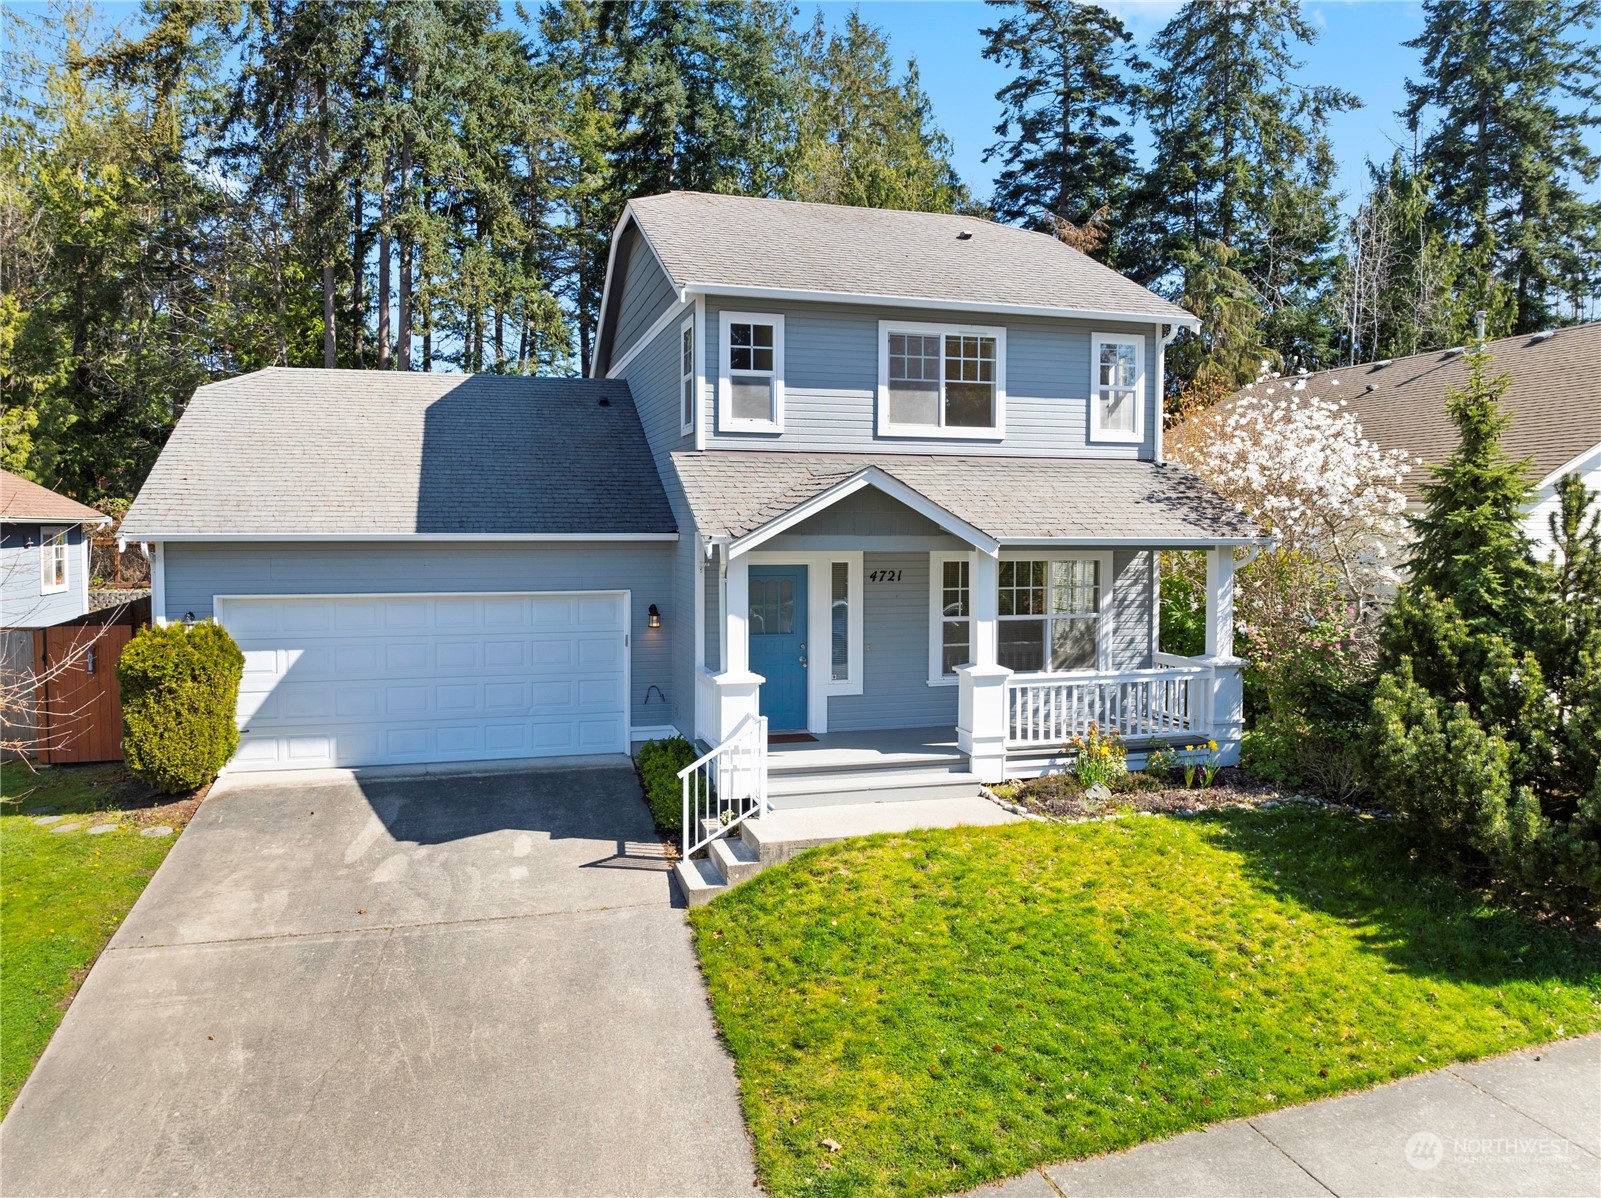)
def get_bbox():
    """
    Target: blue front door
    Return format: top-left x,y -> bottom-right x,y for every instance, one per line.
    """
748,565 -> 808,731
